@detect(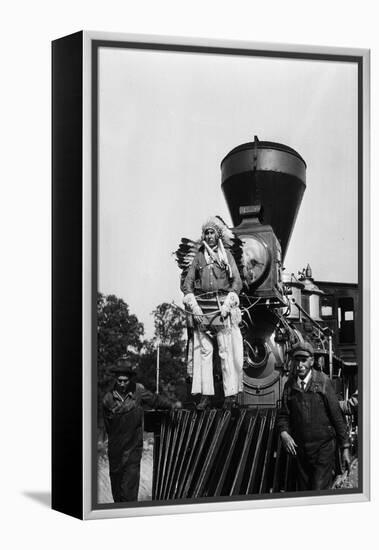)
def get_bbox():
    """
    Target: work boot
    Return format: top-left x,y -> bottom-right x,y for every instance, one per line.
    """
223,394 -> 238,409
196,395 -> 211,410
